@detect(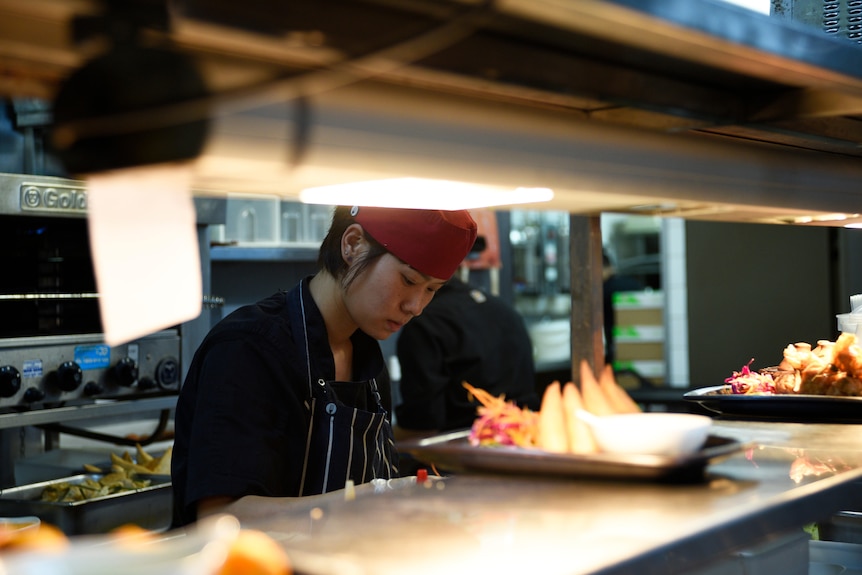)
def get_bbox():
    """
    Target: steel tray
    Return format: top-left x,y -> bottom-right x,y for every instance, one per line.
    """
0,473 -> 172,535
400,429 -> 746,483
